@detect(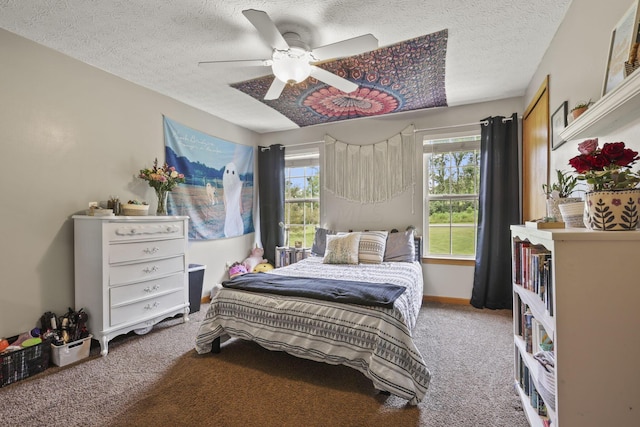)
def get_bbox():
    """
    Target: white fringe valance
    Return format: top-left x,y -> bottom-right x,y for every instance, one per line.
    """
323,125 -> 416,205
